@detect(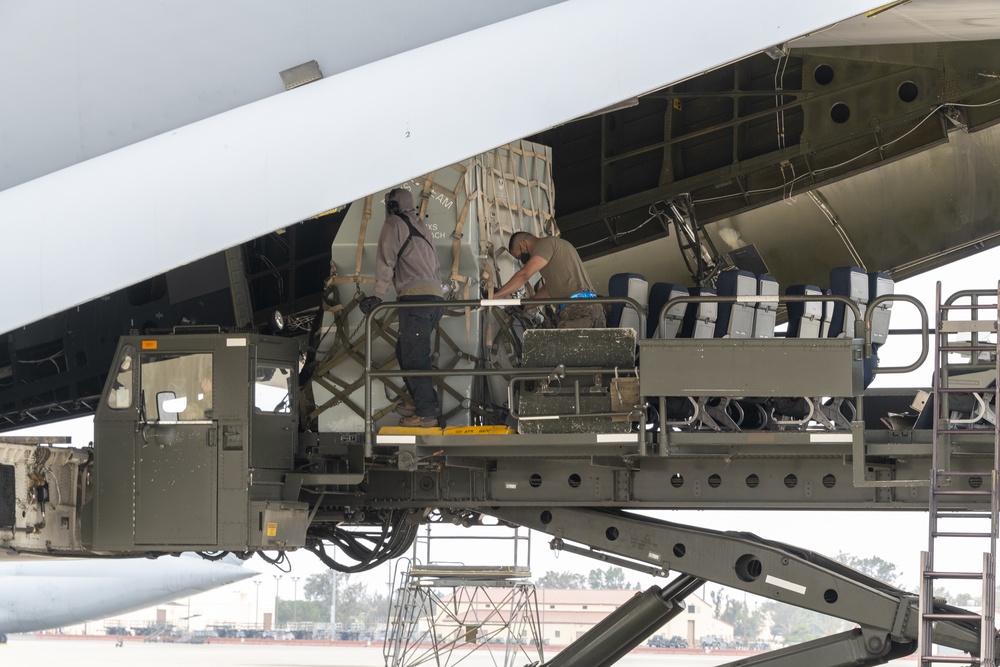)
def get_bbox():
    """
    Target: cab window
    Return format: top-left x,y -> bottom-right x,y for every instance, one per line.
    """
106,345 -> 136,410
254,364 -> 292,414
140,353 -> 213,421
